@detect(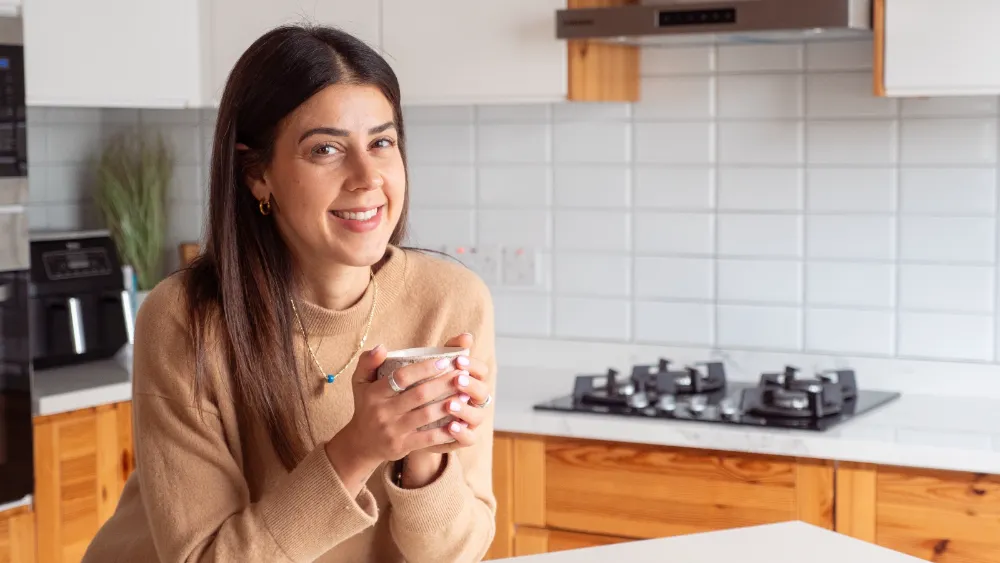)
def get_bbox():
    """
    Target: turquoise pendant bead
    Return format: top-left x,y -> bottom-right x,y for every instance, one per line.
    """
326,375 -> 335,383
